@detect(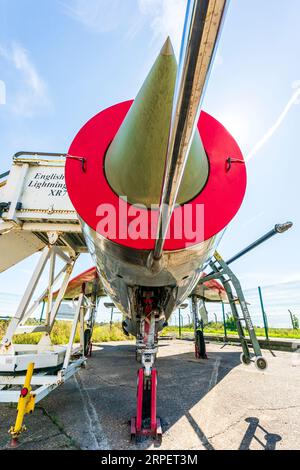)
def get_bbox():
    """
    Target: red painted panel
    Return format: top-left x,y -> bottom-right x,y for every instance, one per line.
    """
66,101 -> 247,251
151,369 -> 157,432
136,368 -> 144,432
